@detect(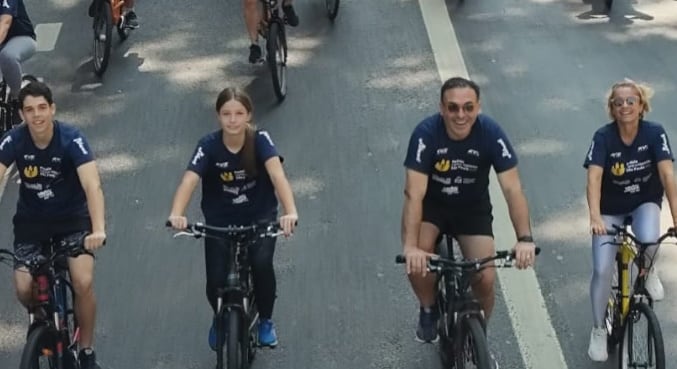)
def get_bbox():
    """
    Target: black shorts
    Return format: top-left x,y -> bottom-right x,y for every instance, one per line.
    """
422,201 -> 494,238
13,231 -> 92,270
13,217 -> 92,270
